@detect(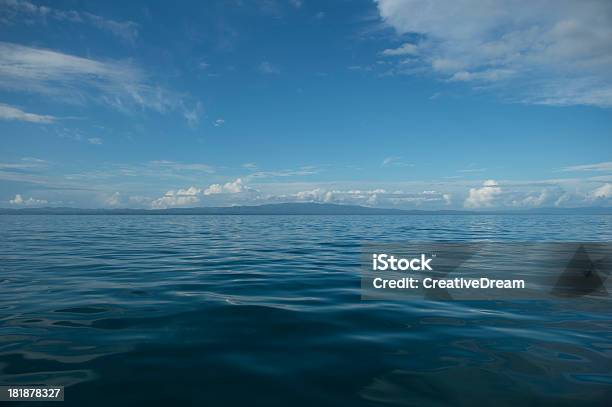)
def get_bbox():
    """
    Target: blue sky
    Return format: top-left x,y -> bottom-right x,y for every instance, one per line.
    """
1,0 -> 611,209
